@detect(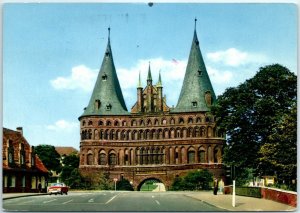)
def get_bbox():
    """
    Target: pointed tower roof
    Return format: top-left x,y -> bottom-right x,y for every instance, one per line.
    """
174,19 -> 216,112
80,28 -> 128,117
156,70 -> 162,87
137,71 -> 143,88
147,62 -> 153,85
